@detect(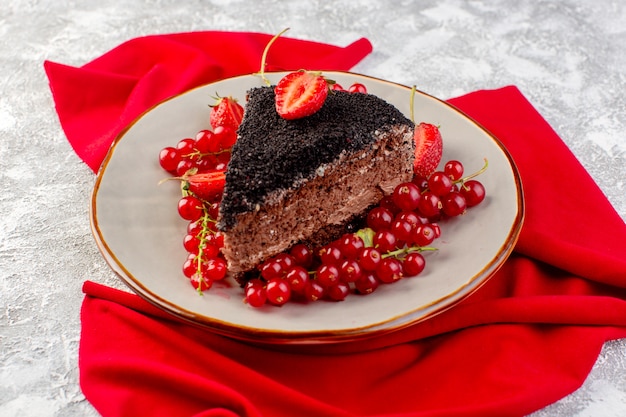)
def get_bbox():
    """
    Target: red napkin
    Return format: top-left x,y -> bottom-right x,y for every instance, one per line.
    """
44,31 -> 373,173
45,32 -> 626,417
